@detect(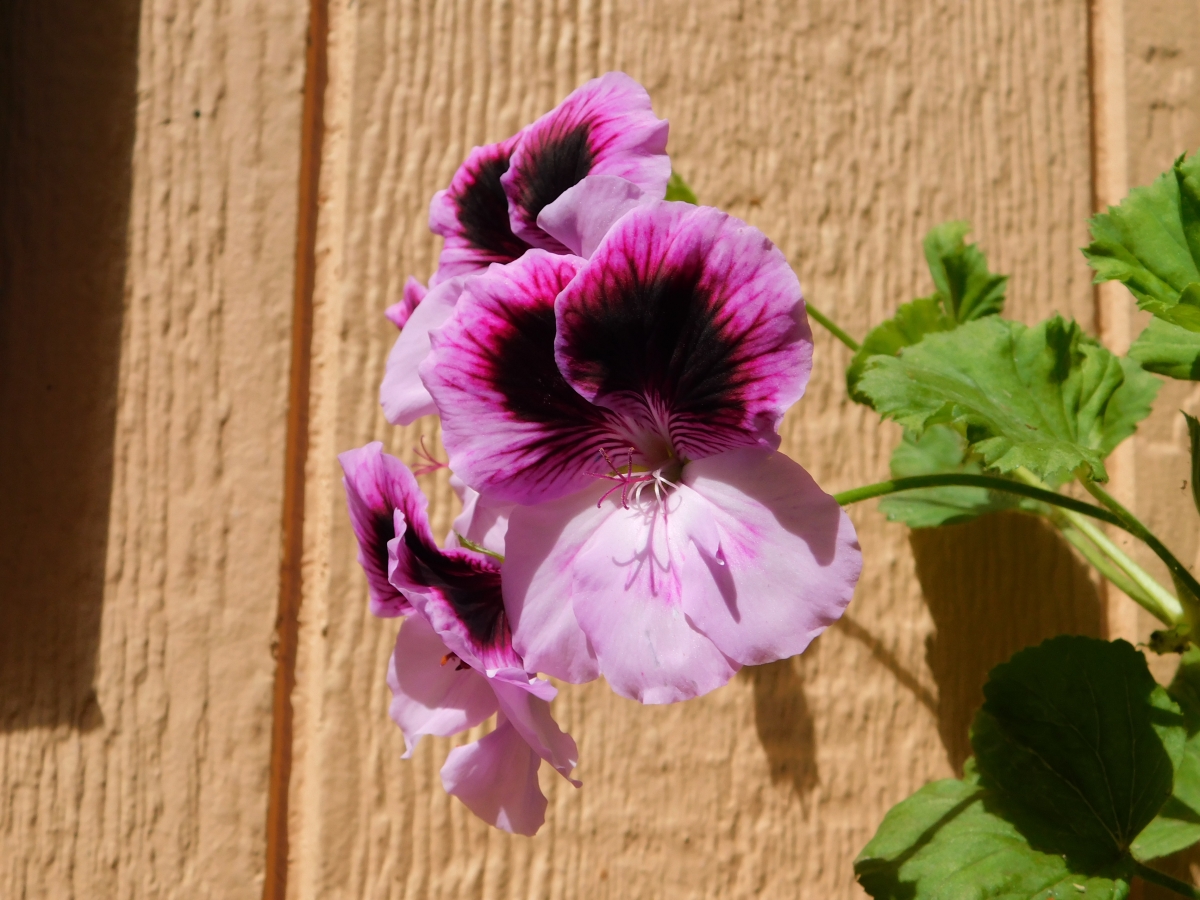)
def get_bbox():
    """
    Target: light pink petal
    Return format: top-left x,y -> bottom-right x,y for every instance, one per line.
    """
447,474 -> 512,557
387,615 -> 498,757
536,175 -> 652,259
502,489 -> 604,684
427,134 -> 532,285
422,251 -> 623,505
389,510 -> 523,675
492,679 -> 580,785
502,72 -> 670,252
384,276 -> 428,329
337,442 -> 415,618
440,714 -> 548,836
380,276 -> 467,425
504,482 -> 736,702
680,447 -> 862,665
554,201 -> 811,462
